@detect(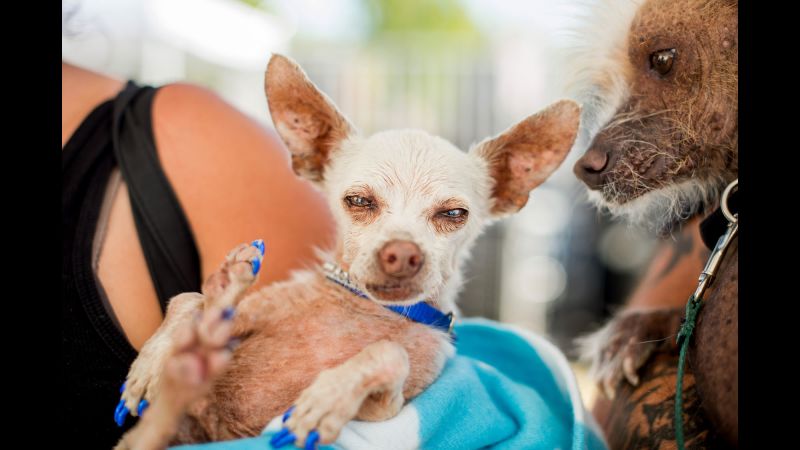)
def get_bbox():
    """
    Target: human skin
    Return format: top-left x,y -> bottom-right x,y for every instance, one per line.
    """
582,168 -> 739,443
590,215 -> 731,448
62,62 -> 336,350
